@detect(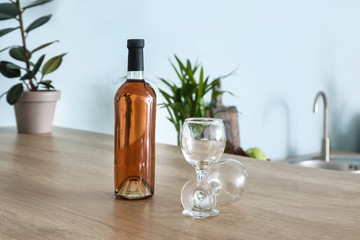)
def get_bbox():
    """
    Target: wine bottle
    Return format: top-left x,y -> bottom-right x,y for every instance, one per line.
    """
114,39 -> 156,200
